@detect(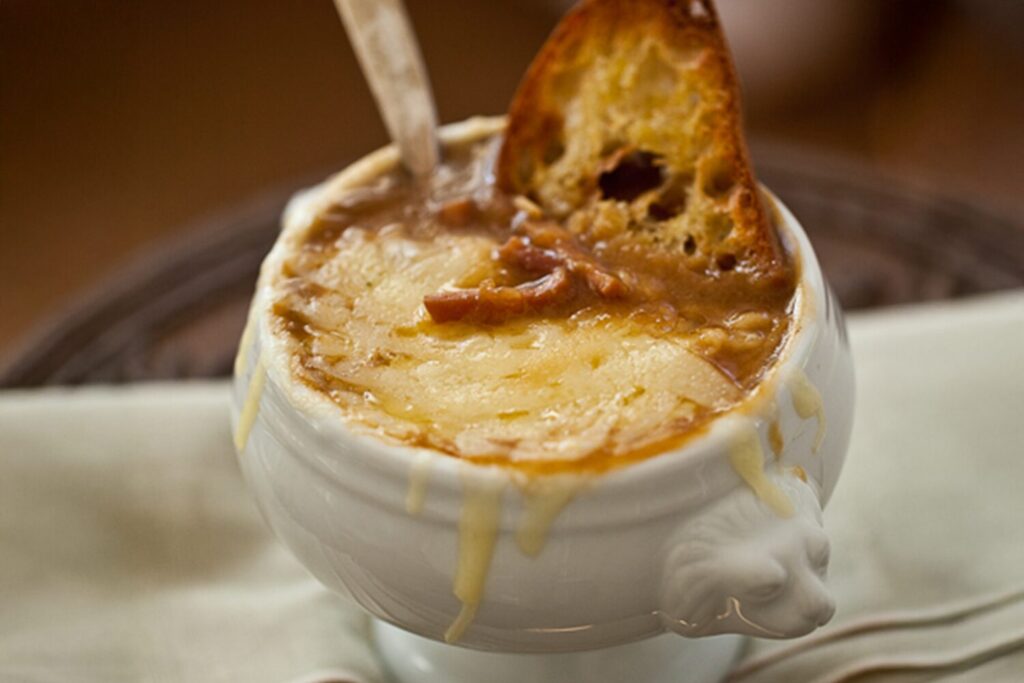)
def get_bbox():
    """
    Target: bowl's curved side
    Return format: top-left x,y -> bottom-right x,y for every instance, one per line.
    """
767,190 -> 855,506
229,118 -> 855,651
